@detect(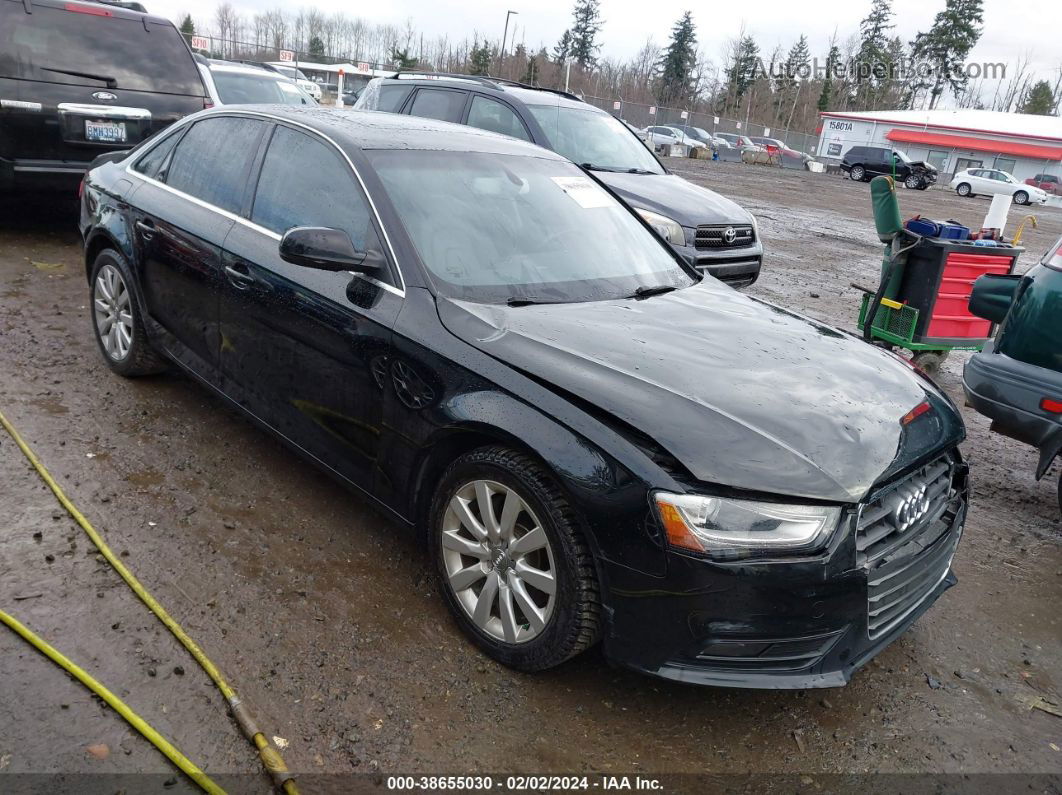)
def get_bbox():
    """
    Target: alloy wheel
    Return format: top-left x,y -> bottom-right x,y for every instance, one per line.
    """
440,479 -> 557,644
94,263 -> 133,361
